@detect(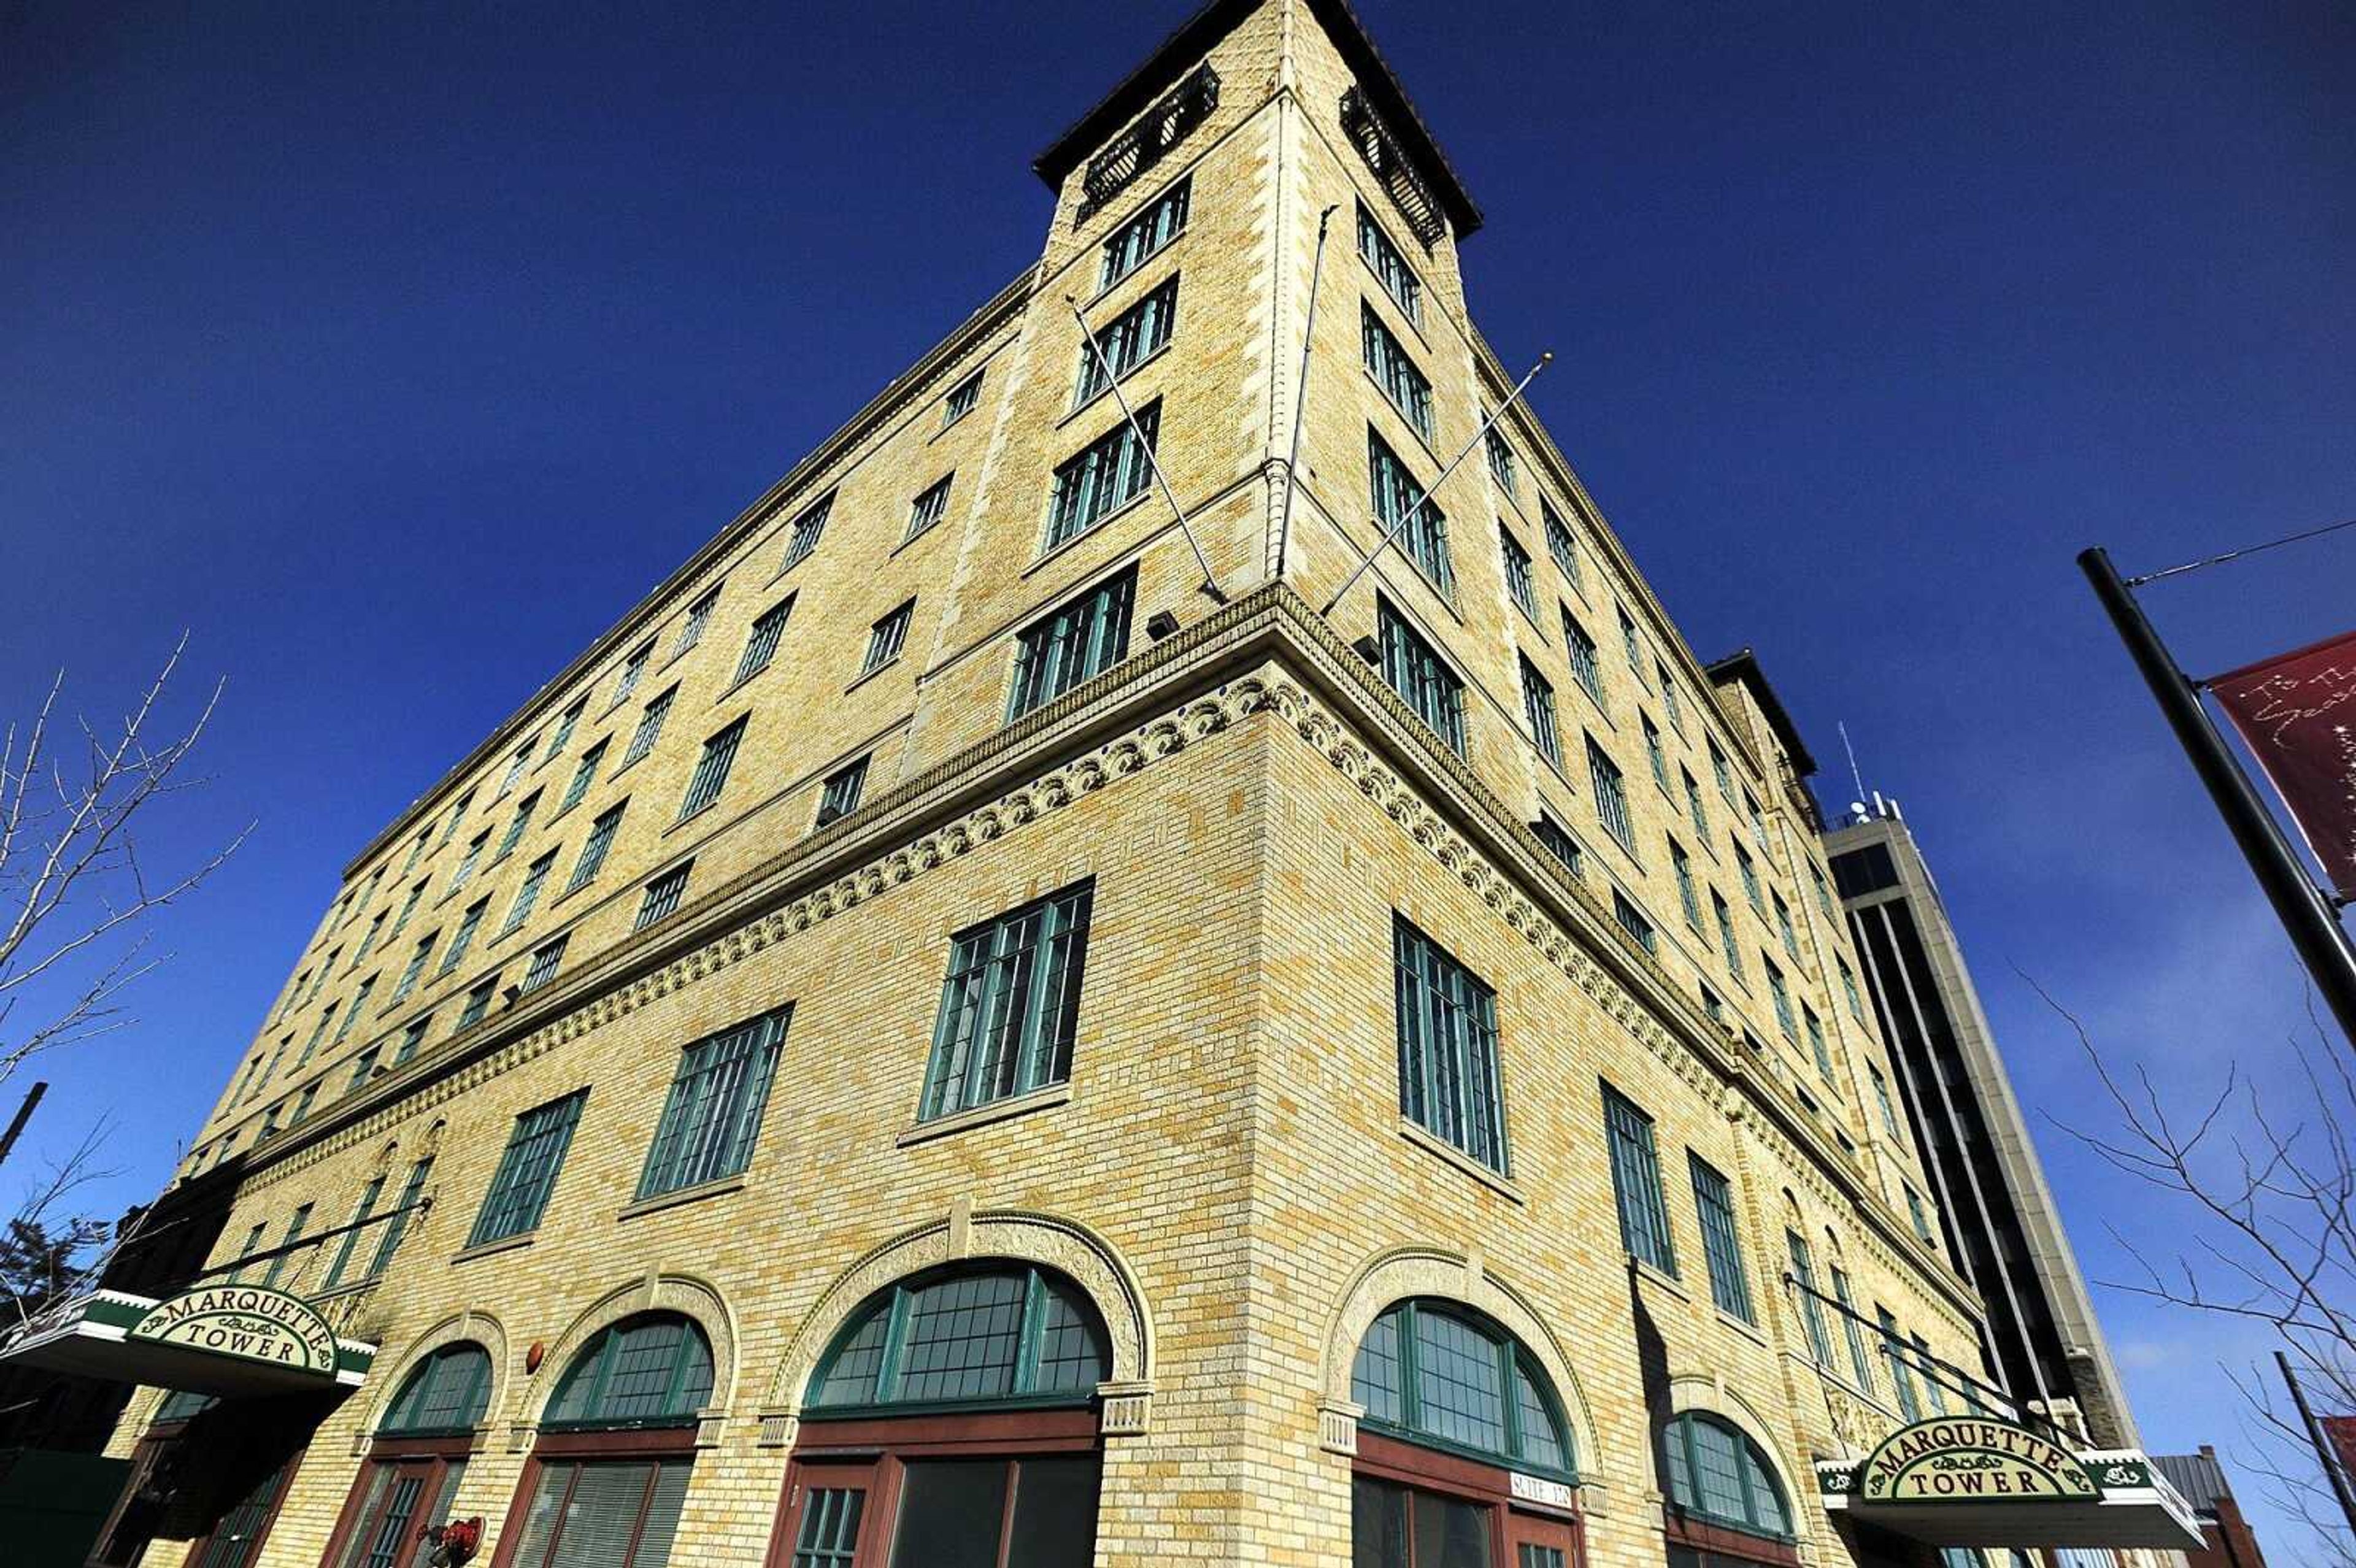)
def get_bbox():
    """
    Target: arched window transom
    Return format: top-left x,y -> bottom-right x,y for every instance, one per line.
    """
1351,1299 -> 1573,1477
1661,1412 -> 1790,1539
808,1264 -> 1109,1413
546,1312 -> 714,1431
383,1342 -> 494,1434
